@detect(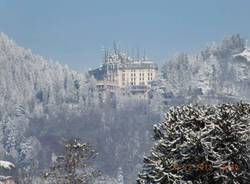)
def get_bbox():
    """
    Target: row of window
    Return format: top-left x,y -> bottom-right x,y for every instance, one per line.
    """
122,80 -> 153,86
130,82 -> 145,85
123,77 -> 153,83
126,69 -> 153,72
122,77 -> 153,82
128,73 -> 153,77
